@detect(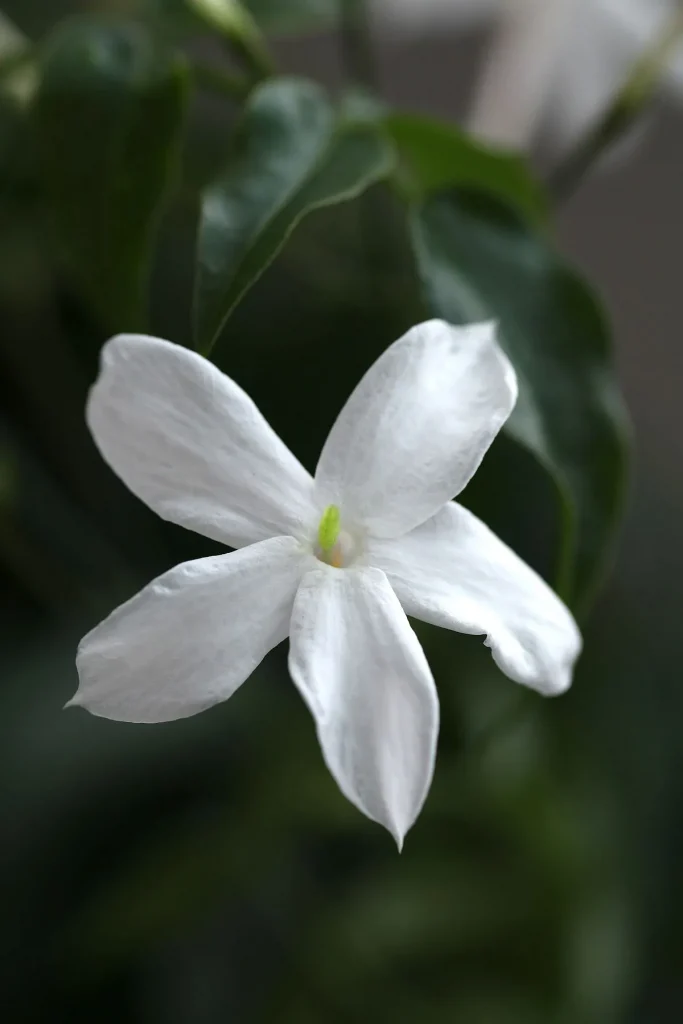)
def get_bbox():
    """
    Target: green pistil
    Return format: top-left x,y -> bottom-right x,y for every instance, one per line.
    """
317,504 -> 341,552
